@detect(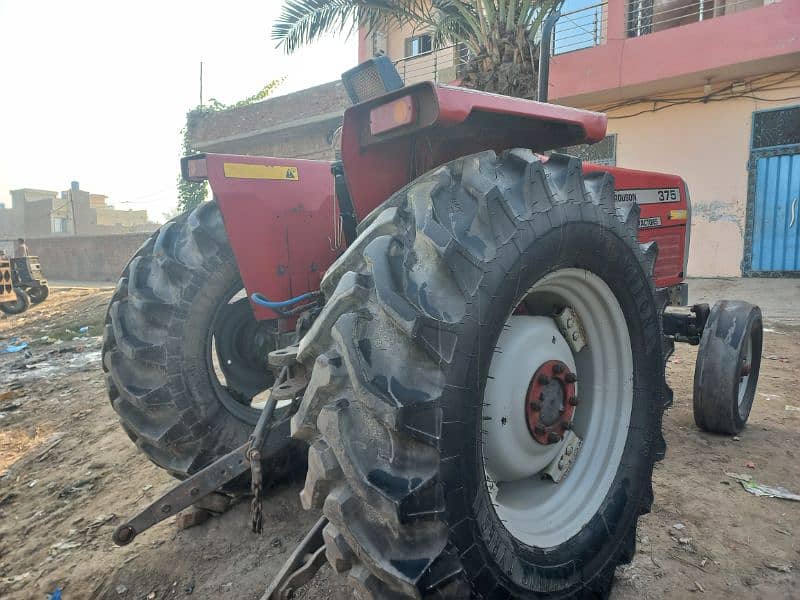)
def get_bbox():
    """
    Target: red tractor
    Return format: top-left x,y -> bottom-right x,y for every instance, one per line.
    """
105,57 -> 762,599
